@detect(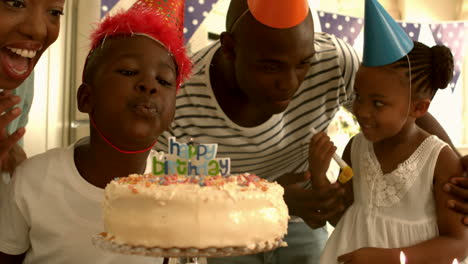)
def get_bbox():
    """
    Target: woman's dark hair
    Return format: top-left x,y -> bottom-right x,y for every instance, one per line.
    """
390,41 -> 454,98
